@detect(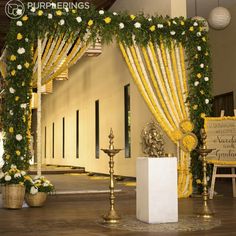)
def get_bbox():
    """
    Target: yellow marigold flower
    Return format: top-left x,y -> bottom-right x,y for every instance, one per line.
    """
200,90 -> 204,95
180,120 -> 194,132
24,62 -> 30,68
23,116 -> 26,122
19,182 -> 24,186
189,26 -> 194,31
149,25 -> 156,32
22,82 -> 25,86
195,54 -> 198,59
172,129 -> 183,141
38,10 -> 44,16
130,15 -> 136,20
180,21 -> 185,26
104,17 -> 111,24
182,134 -> 197,152
193,104 -> 198,110
17,33 -> 23,40
24,175 -> 31,181
9,127 -> 14,133
56,10 -> 62,16
196,179 -> 201,184
29,82 -> 33,86
16,150 -> 21,156
11,70 -> 16,76
205,52 -> 209,56
197,73 -> 202,79
88,19 -> 94,26
15,96 -> 19,101
202,37 -> 206,42
200,113 -> 206,118
22,15 -> 28,21
6,155 -> 10,160
199,26 -> 203,31
72,9 -> 76,14
167,21 -> 171,26
10,55 -> 16,61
